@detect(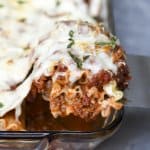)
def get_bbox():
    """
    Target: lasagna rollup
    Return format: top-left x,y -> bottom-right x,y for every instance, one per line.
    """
30,21 -> 130,120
